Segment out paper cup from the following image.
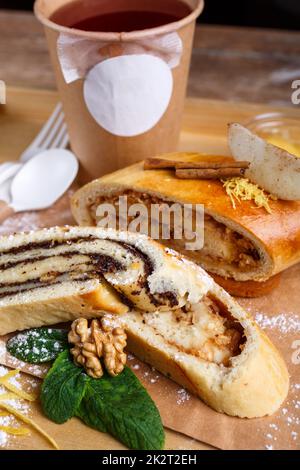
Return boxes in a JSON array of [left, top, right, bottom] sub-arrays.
[[35, 0, 204, 182]]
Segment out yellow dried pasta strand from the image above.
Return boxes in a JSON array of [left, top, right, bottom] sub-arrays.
[[0, 392, 19, 401], [0, 370, 19, 381], [0, 370, 37, 402], [0, 425, 31, 436], [0, 402, 59, 450], [0, 380, 37, 402]]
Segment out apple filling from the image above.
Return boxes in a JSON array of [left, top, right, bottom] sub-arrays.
[[138, 295, 244, 366], [89, 190, 262, 278]]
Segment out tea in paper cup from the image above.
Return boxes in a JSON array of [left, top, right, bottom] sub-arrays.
[[35, 0, 204, 182]]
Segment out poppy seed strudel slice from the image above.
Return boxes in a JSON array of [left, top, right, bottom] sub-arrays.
[[0, 226, 207, 335]]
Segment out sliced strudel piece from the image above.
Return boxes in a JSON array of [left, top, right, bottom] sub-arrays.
[[0, 227, 289, 417]]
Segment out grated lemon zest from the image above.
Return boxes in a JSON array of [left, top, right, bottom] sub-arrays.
[[222, 177, 276, 214], [0, 425, 30, 436], [0, 402, 59, 450], [0, 375, 37, 402]]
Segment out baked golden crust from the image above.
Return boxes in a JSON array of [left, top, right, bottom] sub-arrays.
[[209, 272, 282, 298], [71, 153, 300, 283], [125, 323, 289, 418], [0, 291, 106, 335], [121, 277, 289, 418]]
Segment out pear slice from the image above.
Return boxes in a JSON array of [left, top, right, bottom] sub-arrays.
[[228, 123, 300, 200]]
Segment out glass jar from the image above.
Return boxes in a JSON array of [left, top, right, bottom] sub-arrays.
[[245, 112, 300, 157]]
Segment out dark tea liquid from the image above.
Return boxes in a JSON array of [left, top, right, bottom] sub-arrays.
[[72, 10, 189, 32], [51, 0, 192, 32]]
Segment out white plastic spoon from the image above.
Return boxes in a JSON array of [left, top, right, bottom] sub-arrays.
[[0, 177, 12, 204], [0, 149, 78, 224], [0, 162, 22, 186], [0, 162, 23, 203]]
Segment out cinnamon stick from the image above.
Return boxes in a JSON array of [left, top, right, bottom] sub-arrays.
[[144, 157, 250, 171], [175, 160, 250, 170], [143, 158, 179, 170], [176, 168, 246, 180]]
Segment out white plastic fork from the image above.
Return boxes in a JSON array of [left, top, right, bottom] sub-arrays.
[[19, 103, 69, 163], [0, 103, 69, 202]]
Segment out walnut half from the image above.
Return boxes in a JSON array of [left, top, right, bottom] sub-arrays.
[[68, 317, 127, 378]]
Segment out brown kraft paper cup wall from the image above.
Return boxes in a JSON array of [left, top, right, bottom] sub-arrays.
[[34, 0, 204, 183]]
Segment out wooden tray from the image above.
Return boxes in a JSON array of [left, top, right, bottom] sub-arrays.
[[0, 87, 299, 451], [2, 86, 300, 167]]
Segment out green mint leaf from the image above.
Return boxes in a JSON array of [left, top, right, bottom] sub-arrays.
[[75, 393, 107, 433], [76, 367, 165, 450], [7, 327, 68, 364], [39, 348, 164, 449], [41, 350, 88, 424]]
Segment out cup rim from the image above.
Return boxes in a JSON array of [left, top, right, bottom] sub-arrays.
[[34, 0, 204, 41]]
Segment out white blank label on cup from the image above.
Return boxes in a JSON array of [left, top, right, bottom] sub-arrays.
[[83, 54, 173, 137]]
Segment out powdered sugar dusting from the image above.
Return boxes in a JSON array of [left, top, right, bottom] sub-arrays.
[[2, 353, 46, 379], [255, 313, 300, 334], [260, 381, 300, 450], [0, 213, 40, 236], [176, 388, 191, 405], [127, 356, 162, 385], [0, 365, 34, 448]]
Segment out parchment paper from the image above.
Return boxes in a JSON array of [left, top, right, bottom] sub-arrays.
[[0, 193, 299, 450]]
